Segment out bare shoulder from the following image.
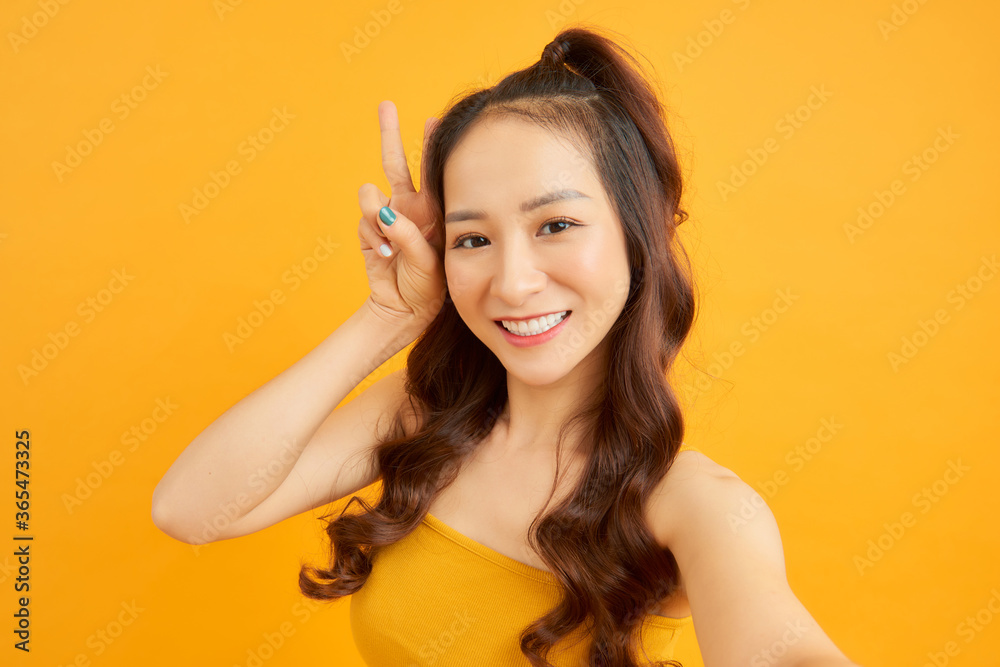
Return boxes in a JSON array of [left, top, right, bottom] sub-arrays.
[[668, 449, 737, 483], [659, 449, 741, 497], [647, 449, 745, 549], [647, 451, 850, 665]]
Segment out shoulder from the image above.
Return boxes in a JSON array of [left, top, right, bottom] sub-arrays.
[[648, 449, 783, 573], [647, 452, 854, 664], [648, 448, 741, 521]]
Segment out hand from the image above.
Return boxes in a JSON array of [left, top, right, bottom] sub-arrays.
[[377, 100, 443, 253], [356, 101, 446, 330]]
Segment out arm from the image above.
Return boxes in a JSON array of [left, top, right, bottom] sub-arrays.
[[150, 298, 423, 544], [151, 100, 446, 545], [657, 453, 863, 667]]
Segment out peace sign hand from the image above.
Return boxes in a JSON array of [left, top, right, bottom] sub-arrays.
[[357, 101, 446, 331]]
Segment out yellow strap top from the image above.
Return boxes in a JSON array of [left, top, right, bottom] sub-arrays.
[[349, 510, 693, 666]]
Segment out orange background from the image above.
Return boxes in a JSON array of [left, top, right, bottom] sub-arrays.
[[2, 1, 998, 665]]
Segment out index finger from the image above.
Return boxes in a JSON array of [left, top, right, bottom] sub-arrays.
[[378, 100, 416, 195]]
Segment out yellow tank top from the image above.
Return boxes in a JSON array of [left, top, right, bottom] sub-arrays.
[[349, 511, 693, 665]]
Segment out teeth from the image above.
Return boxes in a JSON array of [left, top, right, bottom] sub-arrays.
[[501, 311, 568, 336]]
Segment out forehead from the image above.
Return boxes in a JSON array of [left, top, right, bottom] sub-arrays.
[[443, 116, 598, 203]]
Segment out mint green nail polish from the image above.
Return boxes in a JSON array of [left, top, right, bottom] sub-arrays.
[[379, 207, 396, 225]]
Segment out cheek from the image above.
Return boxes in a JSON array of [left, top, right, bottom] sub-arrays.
[[567, 232, 629, 286], [569, 245, 605, 277], [573, 239, 630, 320], [444, 259, 478, 303]]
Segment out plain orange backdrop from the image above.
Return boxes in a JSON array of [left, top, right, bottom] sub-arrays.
[[2, 1, 998, 666]]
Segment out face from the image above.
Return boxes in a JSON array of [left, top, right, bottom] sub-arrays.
[[442, 115, 632, 387]]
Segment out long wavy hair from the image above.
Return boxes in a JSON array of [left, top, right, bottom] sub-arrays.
[[301, 23, 697, 667]]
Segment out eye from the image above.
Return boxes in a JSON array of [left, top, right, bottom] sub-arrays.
[[450, 217, 579, 250], [451, 233, 488, 250], [541, 218, 576, 235]]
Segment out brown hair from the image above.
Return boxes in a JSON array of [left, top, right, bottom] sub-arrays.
[[301, 23, 697, 667]]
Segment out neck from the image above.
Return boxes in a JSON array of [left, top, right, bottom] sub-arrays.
[[496, 356, 605, 459]]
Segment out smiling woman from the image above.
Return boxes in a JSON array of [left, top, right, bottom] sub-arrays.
[[152, 21, 859, 667], [312, 22, 708, 665], [442, 115, 632, 386]]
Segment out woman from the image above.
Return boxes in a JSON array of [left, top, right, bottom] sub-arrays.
[[152, 24, 861, 667]]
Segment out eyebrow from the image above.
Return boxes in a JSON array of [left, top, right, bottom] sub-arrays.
[[444, 189, 591, 224]]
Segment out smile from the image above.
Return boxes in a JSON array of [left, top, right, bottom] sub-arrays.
[[494, 311, 572, 348], [499, 310, 569, 335]]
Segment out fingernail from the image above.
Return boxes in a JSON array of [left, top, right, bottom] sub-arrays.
[[378, 207, 396, 226], [379, 243, 392, 257]]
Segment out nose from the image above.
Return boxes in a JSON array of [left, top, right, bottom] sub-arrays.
[[489, 239, 547, 306]]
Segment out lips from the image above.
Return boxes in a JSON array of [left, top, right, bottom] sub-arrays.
[[493, 310, 570, 323], [494, 311, 572, 347], [497, 310, 570, 335]]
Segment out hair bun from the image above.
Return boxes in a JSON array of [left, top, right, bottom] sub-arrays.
[[541, 38, 570, 67]]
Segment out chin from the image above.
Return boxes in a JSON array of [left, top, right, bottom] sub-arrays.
[[506, 368, 572, 388], [498, 349, 586, 384]]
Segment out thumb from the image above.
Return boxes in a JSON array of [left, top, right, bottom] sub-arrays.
[[377, 206, 439, 269]]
